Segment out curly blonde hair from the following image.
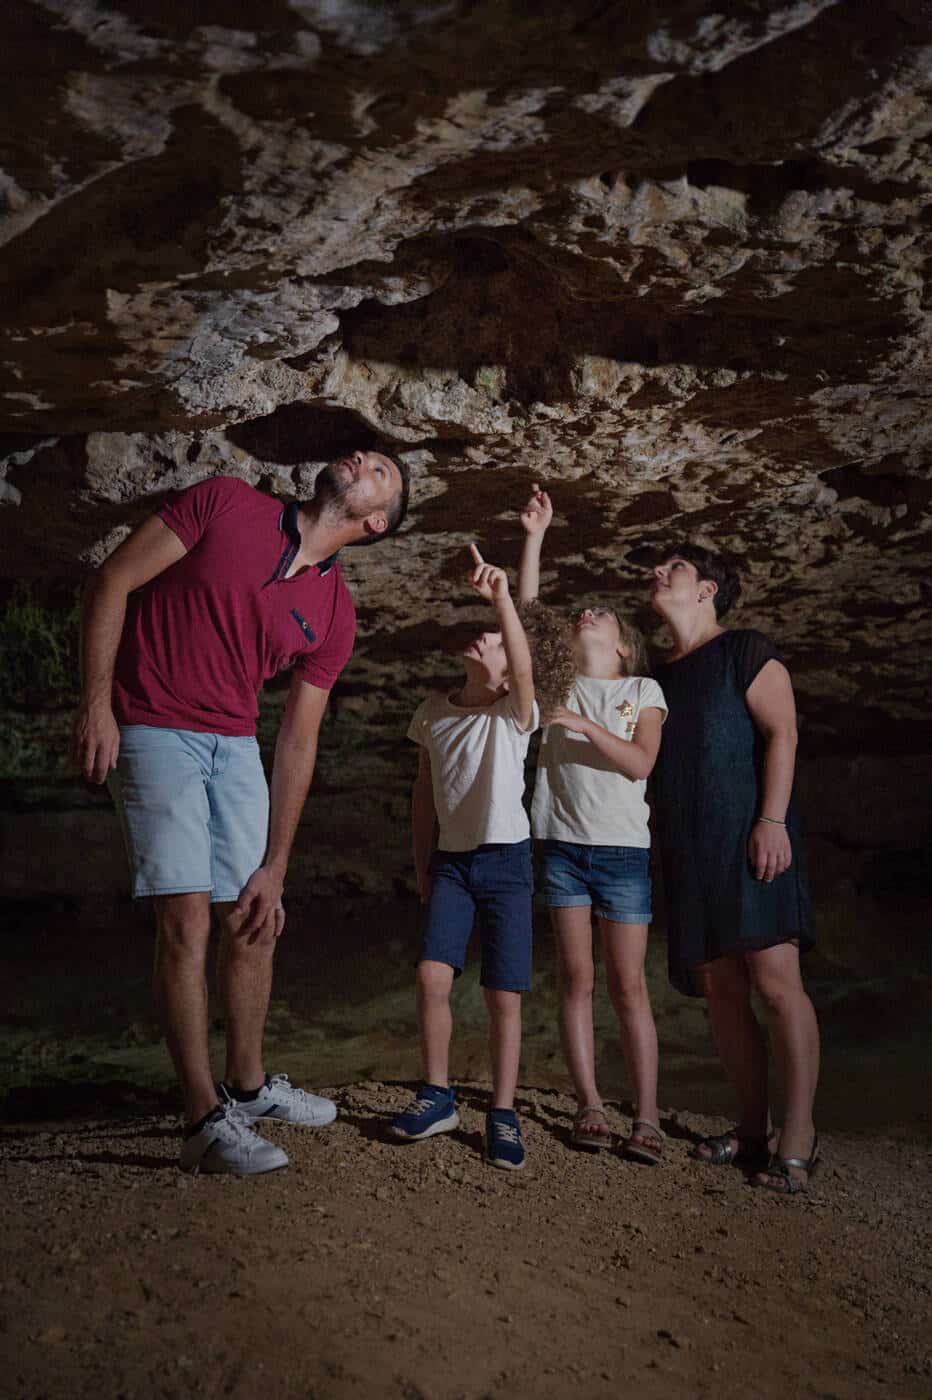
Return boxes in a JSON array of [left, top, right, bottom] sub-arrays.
[[517, 600, 577, 716]]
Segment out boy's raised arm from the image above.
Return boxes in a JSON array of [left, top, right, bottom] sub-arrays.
[[469, 544, 535, 731], [518, 483, 553, 605]]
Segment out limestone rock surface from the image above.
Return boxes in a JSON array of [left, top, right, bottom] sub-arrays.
[[1, 0, 930, 752]]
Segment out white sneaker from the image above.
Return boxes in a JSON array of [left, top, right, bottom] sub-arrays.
[[179, 1104, 288, 1176], [220, 1073, 338, 1127]]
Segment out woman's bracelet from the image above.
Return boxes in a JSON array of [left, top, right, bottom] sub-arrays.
[[757, 816, 786, 827]]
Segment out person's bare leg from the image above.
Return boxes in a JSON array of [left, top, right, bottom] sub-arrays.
[[153, 892, 215, 1124], [600, 918, 658, 1128], [696, 954, 772, 1159], [416, 959, 455, 1086], [554, 907, 611, 1141], [553, 905, 603, 1097], [747, 943, 819, 1185], [484, 988, 522, 1109], [216, 901, 277, 1093]]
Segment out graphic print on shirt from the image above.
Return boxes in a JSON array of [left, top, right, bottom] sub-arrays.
[[616, 697, 636, 739]]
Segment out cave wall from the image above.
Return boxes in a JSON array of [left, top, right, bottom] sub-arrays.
[[0, 1, 929, 967]]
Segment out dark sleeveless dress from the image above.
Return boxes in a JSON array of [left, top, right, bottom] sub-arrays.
[[652, 629, 815, 997]]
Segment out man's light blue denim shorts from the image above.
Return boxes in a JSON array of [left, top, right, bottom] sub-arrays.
[[109, 725, 269, 901]]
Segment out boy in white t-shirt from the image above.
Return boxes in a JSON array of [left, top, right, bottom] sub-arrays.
[[390, 545, 540, 1170], [519, 487, 668, 1164]]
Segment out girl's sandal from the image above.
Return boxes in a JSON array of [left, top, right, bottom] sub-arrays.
[[571, 1105, 612, 1151], [691, 1128, 771, 1172], [752, 1137, 820, 1196], [623, 1119, 665, 1166]]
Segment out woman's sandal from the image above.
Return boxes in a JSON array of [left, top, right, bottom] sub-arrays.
[[623, 1119, 665, 1166], [571, 1105, 612, 1150], [752, 1137, 820, 1196], [691, 1128, 772, 1173]]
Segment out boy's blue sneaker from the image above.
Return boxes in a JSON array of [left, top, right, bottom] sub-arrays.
[[486, 1107, 526, 1170], [390, 1084, 459, 1141]]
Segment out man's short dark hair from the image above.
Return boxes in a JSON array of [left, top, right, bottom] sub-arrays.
[[351, 450, 410, 548], [667, 541, 742, 618]]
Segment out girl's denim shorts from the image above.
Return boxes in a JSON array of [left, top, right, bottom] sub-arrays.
[[537, 840, 652, 924]]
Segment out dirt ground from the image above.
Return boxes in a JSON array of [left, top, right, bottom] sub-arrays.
[[1, 899, 930, 1397], [1, 1078, 929, 1400]]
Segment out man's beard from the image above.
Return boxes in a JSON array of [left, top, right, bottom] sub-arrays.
[[314, 462, 370, 523]]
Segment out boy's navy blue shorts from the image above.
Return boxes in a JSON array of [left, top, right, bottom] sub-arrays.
[[419, 839, 533, 992]]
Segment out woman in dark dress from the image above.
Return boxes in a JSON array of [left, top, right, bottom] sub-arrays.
[[650, 544, 819, 1194]]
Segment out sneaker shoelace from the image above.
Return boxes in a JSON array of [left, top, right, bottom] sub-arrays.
[[407, 1095, 440, 1117], [492, 1121, 520, 1145], [267, 1073, 299, 1097], [216, 1104, 261, 1149]]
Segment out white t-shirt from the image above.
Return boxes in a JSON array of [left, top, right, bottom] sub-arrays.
[[407, 692, 539, 851], [531, 675, 667, 848]]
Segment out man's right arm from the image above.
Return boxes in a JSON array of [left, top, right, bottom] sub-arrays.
[[72, 515, 187, 783]]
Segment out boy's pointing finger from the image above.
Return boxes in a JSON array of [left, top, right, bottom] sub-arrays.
[[469, 542, 484, 566]]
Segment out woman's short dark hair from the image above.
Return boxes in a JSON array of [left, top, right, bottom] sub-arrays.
[[351, 451, 410, 547], [667, 542, 742, 618]]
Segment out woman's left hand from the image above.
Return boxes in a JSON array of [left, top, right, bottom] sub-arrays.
[[748, 822, 792, 882]]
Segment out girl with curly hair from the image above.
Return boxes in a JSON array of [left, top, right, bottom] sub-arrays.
[[520, 486, 667, 1164]]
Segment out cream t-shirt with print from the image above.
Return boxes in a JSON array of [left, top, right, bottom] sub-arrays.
[[408, 692, 539, 852], [531, 675, 667, 847]]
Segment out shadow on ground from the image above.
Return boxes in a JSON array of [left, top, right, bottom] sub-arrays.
[[2, 895, 929, 1141]]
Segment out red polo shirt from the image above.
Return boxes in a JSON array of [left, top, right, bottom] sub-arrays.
[[112, 476, 356, 736]]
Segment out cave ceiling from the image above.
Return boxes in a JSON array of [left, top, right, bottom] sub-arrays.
[[1, 0, 930, 749]]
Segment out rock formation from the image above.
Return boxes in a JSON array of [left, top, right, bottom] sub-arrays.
[[0, 1, 929, 941]]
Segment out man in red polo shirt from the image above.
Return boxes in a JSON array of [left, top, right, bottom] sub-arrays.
[[72, 449, 409, 1175]]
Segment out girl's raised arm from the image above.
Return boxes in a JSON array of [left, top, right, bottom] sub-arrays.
[[518, 483, 553, 604]]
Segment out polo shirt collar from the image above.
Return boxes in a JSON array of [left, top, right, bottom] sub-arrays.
[[279, 501, 340, 577]]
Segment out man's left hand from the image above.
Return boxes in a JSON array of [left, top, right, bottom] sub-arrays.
[[234, 866, 286, 939]]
